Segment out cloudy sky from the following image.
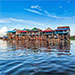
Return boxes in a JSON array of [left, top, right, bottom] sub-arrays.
[[0, 0, 75, 36]]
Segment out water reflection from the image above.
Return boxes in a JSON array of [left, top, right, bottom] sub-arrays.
[[5, 40, 70, 56], [0, 40, 75, 75]]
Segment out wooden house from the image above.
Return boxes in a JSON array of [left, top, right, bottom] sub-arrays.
[[7, 30, 16, 40], [6, 26, 70, 41], [54, 26, 70, 40], [29, 28, 42, 39], [15, 29, 21, 40], [42, 28, 54, 39], [19, 31, 28, 40]]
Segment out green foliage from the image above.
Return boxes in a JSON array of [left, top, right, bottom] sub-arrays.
[[70, 36, 75, 40]]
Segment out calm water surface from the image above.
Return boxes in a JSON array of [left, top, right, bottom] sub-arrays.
[[0, 40, 75, 75]]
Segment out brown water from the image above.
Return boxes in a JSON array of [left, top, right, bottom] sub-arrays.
[[0, 40, 75, 75]]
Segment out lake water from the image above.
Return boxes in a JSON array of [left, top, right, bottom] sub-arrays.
[[0, 40, 75, 75]]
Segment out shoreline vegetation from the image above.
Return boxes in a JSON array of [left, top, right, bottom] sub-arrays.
[[70, 36, 75, 40]]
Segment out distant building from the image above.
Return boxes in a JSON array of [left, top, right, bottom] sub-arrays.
[[42, 27, 54, 39], [54, 26, 70, 39], [6, 26, 70, 40], [7, 30, 16, 39]]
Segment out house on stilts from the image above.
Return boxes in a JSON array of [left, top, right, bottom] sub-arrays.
[[6, 26, 70, 41]]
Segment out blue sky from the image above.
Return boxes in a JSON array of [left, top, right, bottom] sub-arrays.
[[0, 0, 75, 36]]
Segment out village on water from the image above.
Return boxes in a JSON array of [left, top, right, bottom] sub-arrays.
[[2, 26, 70, 42]]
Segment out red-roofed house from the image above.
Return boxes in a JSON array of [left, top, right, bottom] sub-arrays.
[[42, 28, 54, 39]]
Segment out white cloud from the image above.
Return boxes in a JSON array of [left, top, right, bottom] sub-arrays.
[[44, 10, 73, 19], [31, 5, 42, 10], [31, 5, 40, 9], [25, 5, 61, 19], [9, 18, 75, 36], [0, 27, 8, 37], [0, 20, 5, 23], [0, 18, 46, 30], [25, 9, 42, 15], [0, 18, 46, 28], [25, 5, 73, 19], [9, 18, 25, 22], [0, 19, 11, 23], [0, 17, 74, 36], [9, 18, 45, 26], [44, 10, 60, 19]]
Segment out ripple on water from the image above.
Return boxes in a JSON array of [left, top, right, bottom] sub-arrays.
[[0, 54, 75, 75], [0, 40, 75, 75]]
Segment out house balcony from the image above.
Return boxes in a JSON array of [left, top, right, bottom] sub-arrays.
[[54, 31, 69, 34]]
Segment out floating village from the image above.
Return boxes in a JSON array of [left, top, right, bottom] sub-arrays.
[[3, 26, 70, 42]]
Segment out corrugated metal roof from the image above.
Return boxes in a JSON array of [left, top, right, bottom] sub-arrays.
[[32, 28, 38, 31], [58, 26, 70, 29], [20, 31, 28, 33], [7, 31, 16, 33], [55, 28, 70, 31], [43, 27, 53, 32], [43, 30, 53, 32], [37, 28, 42, 31]]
